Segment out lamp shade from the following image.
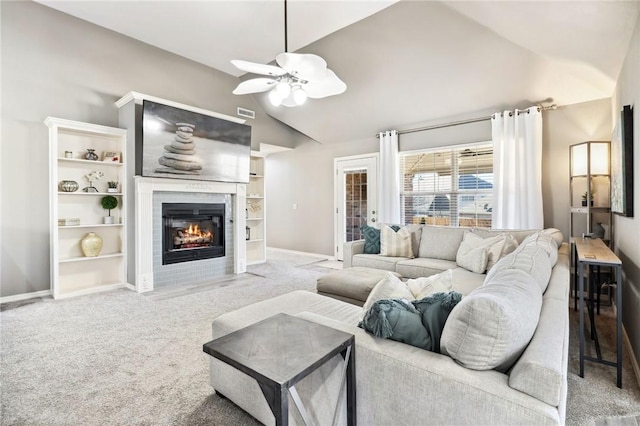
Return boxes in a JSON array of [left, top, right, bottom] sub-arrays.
[[570, 141, 609, 176], [590, 142, 609, 175]]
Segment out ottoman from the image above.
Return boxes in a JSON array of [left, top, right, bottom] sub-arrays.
[[316, 267, 401, 306]]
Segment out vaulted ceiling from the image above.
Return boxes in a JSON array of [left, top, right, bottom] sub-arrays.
[[37, 0, 640, 144]]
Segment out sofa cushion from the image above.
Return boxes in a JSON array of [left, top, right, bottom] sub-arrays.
[[541, 228, 564, 247], [418, 226, 466, 261], [441, 269, 542, 372], [406, 269, 453, 299], [455, 232, 491, 274], [471, 228, 537, 244], [487, 244, 553, 293], [353, 254, 406, 272], [449, 267, 487, 296], [395, 258, 458, 279], [362, 272, 414, 314], [519, 232, 559, 267], [380, 225, 414, 258], [509, 298, 567, 406], [317, 267, 402, 304]]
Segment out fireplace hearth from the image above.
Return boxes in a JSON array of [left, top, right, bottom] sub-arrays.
[[162, 203, 225, 265]]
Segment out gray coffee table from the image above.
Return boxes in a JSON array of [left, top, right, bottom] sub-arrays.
[[203, 313, 356, 426]]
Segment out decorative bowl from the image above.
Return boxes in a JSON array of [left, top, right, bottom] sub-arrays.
[[59, 180, 79, 192]]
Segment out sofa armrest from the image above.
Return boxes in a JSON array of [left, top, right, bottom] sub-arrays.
[[295, 312, 562, 426], [343, 240, 365, 268]]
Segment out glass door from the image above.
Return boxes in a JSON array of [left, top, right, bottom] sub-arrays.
[[334, 155, 378, 260]]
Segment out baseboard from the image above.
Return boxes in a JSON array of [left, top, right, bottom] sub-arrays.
[[622, 325, 640, 389], [267, 246, 335, 261], [0, 289, 52, 304]]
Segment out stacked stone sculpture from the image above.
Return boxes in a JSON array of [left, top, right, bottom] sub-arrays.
[[155, 123, 203, 175]]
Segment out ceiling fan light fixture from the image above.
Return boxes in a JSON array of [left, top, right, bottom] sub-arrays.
[[292, 86, 307, 105], [275, 80, 291, 98], [230, 0, 345, 106], [268, 89, 284, 107]]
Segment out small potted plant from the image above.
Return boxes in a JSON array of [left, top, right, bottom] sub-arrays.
[[581, 191, 594, 206], [107, 181, 118, 193], [101, 195, 119, 224]]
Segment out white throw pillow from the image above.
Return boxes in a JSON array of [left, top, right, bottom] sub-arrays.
[[380, 225, 414, 258], [406, 269, 453, 300], [455, 232, 498, 273], [361, 272, 414, 315]]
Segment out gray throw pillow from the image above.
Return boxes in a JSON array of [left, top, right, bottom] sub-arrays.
[[441, 269, 542, 372]]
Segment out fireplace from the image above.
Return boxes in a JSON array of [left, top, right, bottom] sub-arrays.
[[162, 202, 225, 265]]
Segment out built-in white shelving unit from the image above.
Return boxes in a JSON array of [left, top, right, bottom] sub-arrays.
[[246, 152, 266, 264], [46, 117, 128, 299]]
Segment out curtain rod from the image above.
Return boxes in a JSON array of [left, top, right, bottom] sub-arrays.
[[375, 104, 557, 138]]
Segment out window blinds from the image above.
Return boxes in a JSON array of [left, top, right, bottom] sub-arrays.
[[399, 143, 493, 228]]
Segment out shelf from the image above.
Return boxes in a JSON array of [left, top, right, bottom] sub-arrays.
[[246, 238, 265, 243], [59, 252, 124, 263], [571, 206, 611, 213], [59, 223, 123, 229], [246, 196, 264, 199], [249, 174, 264, 178], [48, 117, 128, 299], [58, 192, 123, 196], [246, 218, 264, 222], [58, 157, 123, 167]]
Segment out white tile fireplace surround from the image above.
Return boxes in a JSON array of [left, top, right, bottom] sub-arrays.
[[134, 177, 246, 293]]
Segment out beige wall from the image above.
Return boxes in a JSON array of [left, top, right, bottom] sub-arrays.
[[0, 1, 305, 298], [267, 100, 611, 256], [612, 11, 640, 380], [542, 99, 612, 243]]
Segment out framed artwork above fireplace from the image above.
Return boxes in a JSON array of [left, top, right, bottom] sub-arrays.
[[611, 105, 634, 217], [140, 100, 251, 183]]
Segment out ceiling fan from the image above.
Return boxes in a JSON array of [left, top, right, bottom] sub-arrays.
[[231, 0, 347, 107]]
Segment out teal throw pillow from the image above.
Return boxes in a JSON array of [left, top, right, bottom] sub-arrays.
[[361, 225, 381, 254]]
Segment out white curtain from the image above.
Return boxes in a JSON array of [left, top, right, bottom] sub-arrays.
[[378, 130, 401, 224], [492, 107, 543, 229]]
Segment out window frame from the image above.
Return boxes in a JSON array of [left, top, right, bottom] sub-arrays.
[[399, 141, 493, 228]]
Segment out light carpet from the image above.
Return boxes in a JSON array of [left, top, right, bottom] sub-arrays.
[[1, 257, 639, 425]]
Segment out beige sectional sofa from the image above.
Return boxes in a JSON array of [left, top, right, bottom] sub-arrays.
[[209, 227, 570, 425], [344, 224, 560, 279]]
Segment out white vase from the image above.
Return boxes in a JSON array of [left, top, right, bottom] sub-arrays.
[[103, 216, 115, 224], [81, 232, 103, 257]]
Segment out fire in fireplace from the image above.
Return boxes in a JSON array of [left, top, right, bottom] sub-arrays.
[[162, 203, 225, 265]]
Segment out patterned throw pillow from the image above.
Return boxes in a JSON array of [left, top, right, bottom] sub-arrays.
[[360, 224, 381, 254], [360, 224, 399, 254], [380, 225, 414, 258]]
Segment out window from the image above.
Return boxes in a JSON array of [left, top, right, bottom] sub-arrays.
[[399, 143, 493, 228]]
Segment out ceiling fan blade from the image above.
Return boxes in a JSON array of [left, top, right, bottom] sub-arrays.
[[302, 69, 347, 99], [231, 60, 286, 77], [232, 78, 277, 95], [275, 53, 327, 81]]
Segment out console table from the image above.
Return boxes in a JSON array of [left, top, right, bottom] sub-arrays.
[[203, 313, 356, 426], [574, 237, 622, 388]]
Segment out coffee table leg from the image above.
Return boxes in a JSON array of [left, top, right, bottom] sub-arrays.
[[347, 343, 356, 426], [259, 382, 289, 426]]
